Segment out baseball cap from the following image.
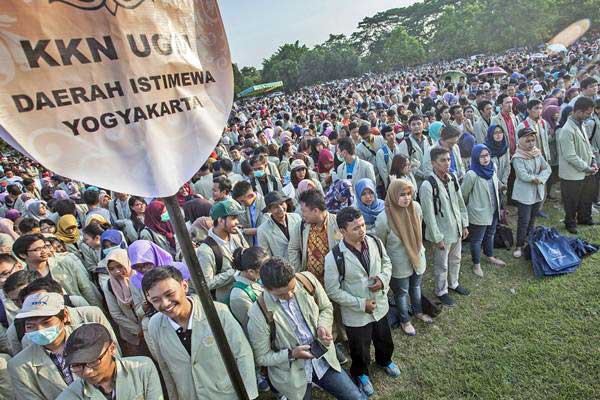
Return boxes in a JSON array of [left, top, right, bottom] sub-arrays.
[[533, 84, 544, 93], [64, 323, 112, 366], [262, 191, 290, 213], [518, 127, 536, 138], [210, 199, 244, 220], [16, 292, 65, 320]]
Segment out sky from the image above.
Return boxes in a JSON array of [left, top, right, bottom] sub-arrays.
[[219, 0, 419, 68]]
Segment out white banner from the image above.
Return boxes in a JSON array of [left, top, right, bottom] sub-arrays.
[[0, 0, 233, 197]]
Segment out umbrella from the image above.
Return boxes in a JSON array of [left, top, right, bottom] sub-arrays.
[[547, 43, 568, 54], [479, 66, 507, 76], [530, 53, 547, 60], [441, 69, 466, 83]]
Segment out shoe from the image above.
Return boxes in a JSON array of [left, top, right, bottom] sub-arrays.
[[357, 375, 374, 397], [257, 374, 270, 392], [383, 362, 401, 378], [400, 322, 416, 336], [488, 256, 506, 267], [537, 210, 548, 218], [513, 248, 522, 258], [335, 342, 348, 365], [578, 220, 597, 226], [438, 293, 455, 306], [450, 285, 470, 296], [472, 263, 484, 277], [415, 313, 433, 324], [566, 226, 578, 234]]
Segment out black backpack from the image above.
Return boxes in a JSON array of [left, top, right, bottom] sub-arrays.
[[403, 133, 433, 157], [494, 225, 514, 249], [331, 233, 383, 283]]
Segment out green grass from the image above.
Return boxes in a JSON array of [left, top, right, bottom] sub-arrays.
[[263, 193, 600, 399]]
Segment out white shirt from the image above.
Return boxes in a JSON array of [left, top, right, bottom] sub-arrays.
[[167, 297, 195, 331]]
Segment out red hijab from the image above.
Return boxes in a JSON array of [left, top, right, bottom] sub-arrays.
[[317, 148, 334, 173], [144, 200, 176, 250]]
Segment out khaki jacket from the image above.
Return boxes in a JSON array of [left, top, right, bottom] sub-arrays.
[[246, 272, 340, 400], [146, 296, 258, 400], [195, 229, 248, 303], [192, 174, 213, 200], [356, 135, 386, 166], [558, 117, 596, 180], [422, 142, 466, 181], [492, 152, 511, 186], [57, 356, 163, 400], [323, 236, 392, 327], [65, 241, 98, 273], [139, 229, 177, 258], [0, 353, 14, 400], [257, 213, 301, 259], [375, 143, 401, 187], [8, 307, 120, 400], [229, 275, 263, 331], [335, 158, 376, 189], [398, 134, 434, 183], [461, 170, 501, 226], [374, 205, 427, 279], [101, 279, 146, 346], [288, 212, 342, 273], [511, 156, 551, 205], [518, 117, 551, 163], [474, 117, 491, 144], [420, 172, 469, 245]]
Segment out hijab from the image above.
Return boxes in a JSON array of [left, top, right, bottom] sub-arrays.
[[469, 144, 495, 180], [484, 125, 508, 158], [355, 178, 384, 225], [100, 229, 127, 259], [55, 214, 79, 244], [105, 249, 135, 305], [542, 105, 561, 132], [25, 200, 47, 221], [0, 218, 19, 240], [325, 179, 354, 214], [183, 198, 212, 224], [128, 240, 191, 289], [52, 190, 69, 201], [85, 213, 109, 228], [297, 179, 316, 197], [428, 121, 444, 142], [513, 134, 542, 160], [144, 200, 176, 250], [385, 179, 422, 269], [317, 148, 334, 173], [176, 183, 193, 206]]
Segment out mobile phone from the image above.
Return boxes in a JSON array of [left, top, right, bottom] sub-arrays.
[[309, 341, 328, 359]]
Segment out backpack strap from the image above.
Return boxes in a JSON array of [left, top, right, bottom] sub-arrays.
[[382, 145, 390, 164], [294, 272, 315, 298], [366, 233, 383, 259], [232, 281, 257, 303], [590, 120, 598, 141], [256, 294, 278, 352], [332, 244, 346, 283], [361, 141, 377, 157], [427, 175, 443, 217], [202, 236, 223, 275]]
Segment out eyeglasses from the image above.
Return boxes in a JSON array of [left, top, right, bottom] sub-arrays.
[[0, 264, 18, 279], [69, 345, 111, 373], [27, 246, 48, 254]]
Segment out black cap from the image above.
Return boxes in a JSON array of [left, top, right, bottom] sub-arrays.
[[64, 323, 112, 366], [518, 127, 536, 138], [262, 191, 290, 213]]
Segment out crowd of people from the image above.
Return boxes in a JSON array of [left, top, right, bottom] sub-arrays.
[[0, 34, 598, 400]]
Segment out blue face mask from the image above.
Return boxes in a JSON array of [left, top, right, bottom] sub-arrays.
[[160, 213, 170, 222], [102, 246, 115, 257], [254, 170, 265, 178], [25, 325, 61, 346]]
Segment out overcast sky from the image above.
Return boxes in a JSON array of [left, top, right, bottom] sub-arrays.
[[219, 0, 419, 68]]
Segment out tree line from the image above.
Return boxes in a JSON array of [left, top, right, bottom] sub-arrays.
[[234, 0, 599, 94]]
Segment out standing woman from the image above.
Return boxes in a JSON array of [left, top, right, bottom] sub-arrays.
[[355, 178, 385, 233], [511, 127, 551, 258], [542, 104, 562, 198], [125, 196, 147, 242], [388, 154, 418, 198], [228, 246, 268, 331], [375, 179, 431, 336], [140, 200, 177, 257], [102, 248, 148, 356], [461, 144, 505, 278], [484, 125, 511, 188], [317, 148, 335, 192]]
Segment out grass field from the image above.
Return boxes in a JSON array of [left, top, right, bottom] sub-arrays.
[[260, 193, 600, 400]]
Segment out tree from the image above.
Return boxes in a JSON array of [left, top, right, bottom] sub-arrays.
[[364, 27, 425, 72], [261, 41, 309, 91]]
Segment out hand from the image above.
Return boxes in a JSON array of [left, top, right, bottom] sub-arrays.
[[436, 241, 446, 250], [531, 178, 541, 184], [462, 227, 469, 240], [292, 345, 314, 360], [365, 299, 377, 314], [591, 165, 599, 174], [367, 277, 383, 292], [316, 326, 333, 346]]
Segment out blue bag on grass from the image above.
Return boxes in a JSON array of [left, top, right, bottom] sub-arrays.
[[528, 227, 581, 278]]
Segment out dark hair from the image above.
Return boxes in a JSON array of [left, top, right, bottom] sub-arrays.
[[82, 221, 109, 238], [219, 158, 233, 173], [22, 178, 34, 187], [18, 277, 64, 304], [18, 218, 40, 235], [336, 206, 363, 230], [337, 137, 355, 155], [232, 246, 269, 272], [580, 77, 598, 90], [389, 154, 410, 178], [0, 253, 17, 265], [232, 180, 252, 200], [240, 160, 253, 177], [213, 176, 232, 195], [7, 184, 21, 196], [259, 257, 295, 290], [4, 270, 40, 294], [250, 154, 268, 167], [441, 125, 461, 140], [82, 189, 100, 206], [574, 96, 595, 112], [430, 147, 450, 162], [497, 93, 511, 106], [477, 100, 492, 112], [128, 196, 146, 233], [39, 219, 56, 228], [298, 188, 326, 212], [449, 105, 462, 117], [53, 199, 77, 217], [408, 114, 422, 125], [141, 266, 183, 295], [13, 233, 46, 260], [527, 99, 542, 110]]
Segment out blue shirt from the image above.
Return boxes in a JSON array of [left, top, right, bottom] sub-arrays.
[[345, 158, 356, 179]]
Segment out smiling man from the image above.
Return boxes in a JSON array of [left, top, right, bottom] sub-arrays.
[[142, 266, 258, 400]]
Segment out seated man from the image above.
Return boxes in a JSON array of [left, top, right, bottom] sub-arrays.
[[57, 323, 163, 399]]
